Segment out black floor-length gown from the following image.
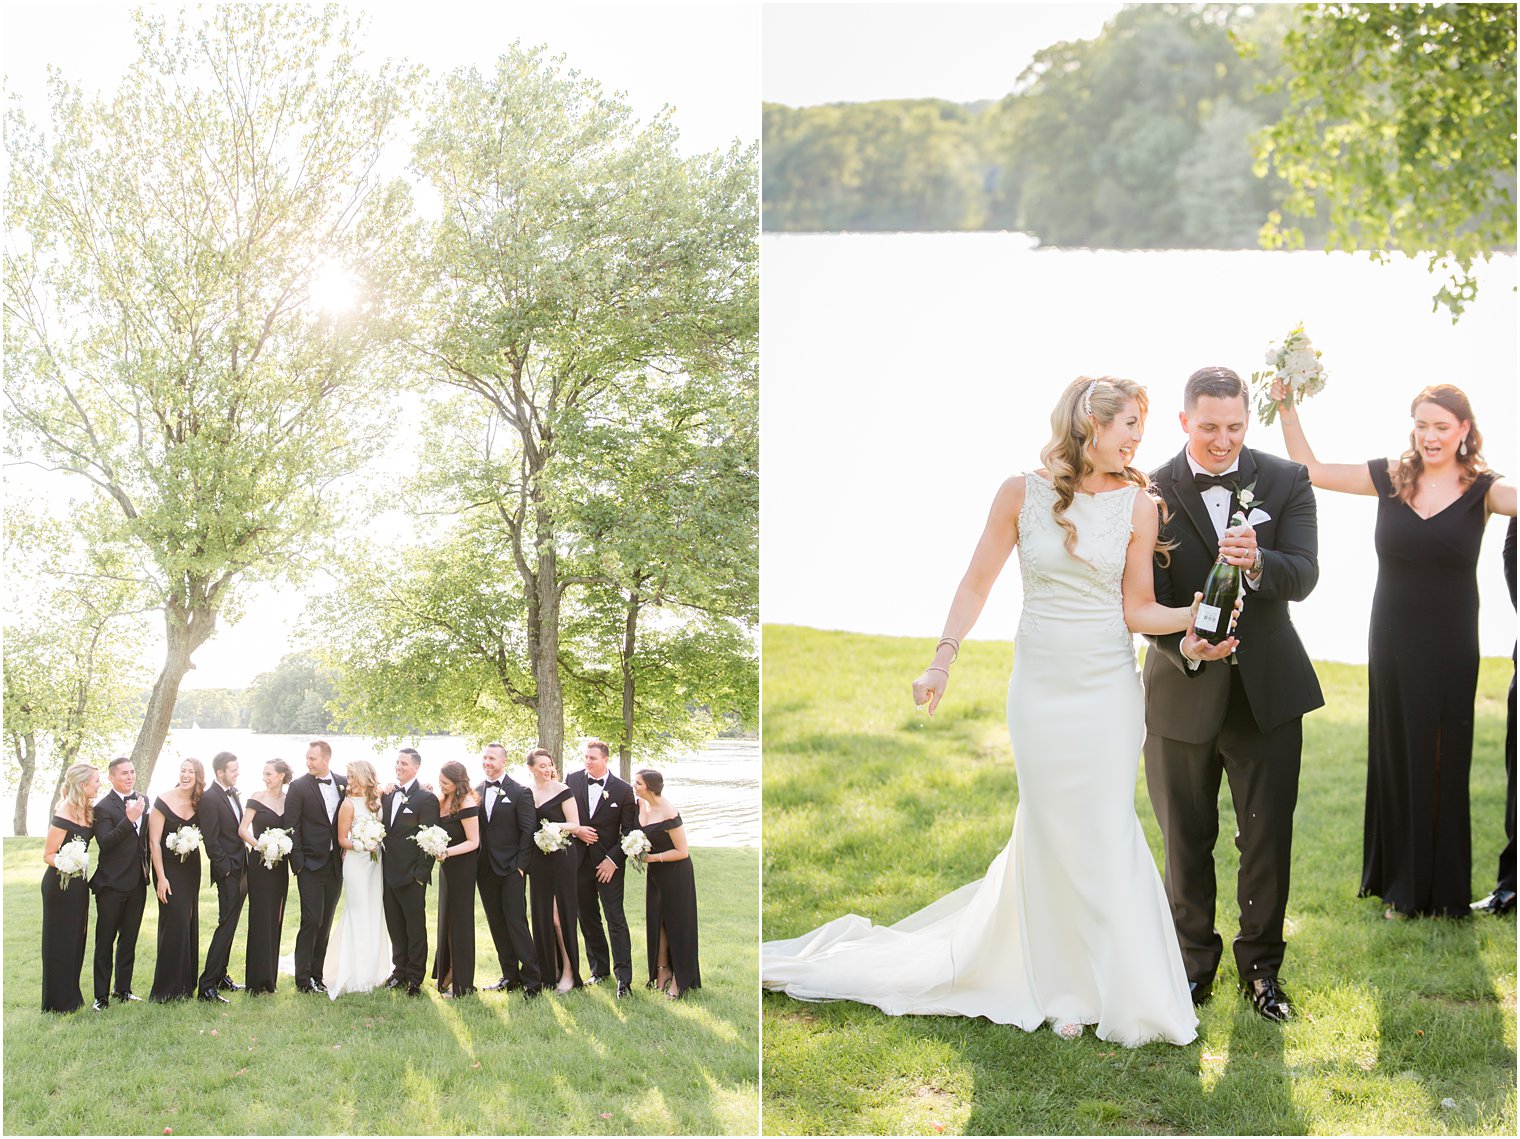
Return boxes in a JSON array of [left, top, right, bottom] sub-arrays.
[[41, 816, 94, 1013], [643, 816, 701, 995], [149, 798, 202, 1001], [244, 800, 290, 993], [431, 805, 479, 996], [528, 789, 583, 988], [1360, 461, 1498, 917]]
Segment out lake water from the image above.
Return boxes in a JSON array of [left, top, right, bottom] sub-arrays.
[[6, 732, 759, 846], [761, 234, 1517, 662]]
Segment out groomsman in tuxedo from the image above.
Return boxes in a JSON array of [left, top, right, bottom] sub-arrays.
[[381, 747, 439, 995], [287, 740, 346, 994], [476, 743, 542, 1000], [1144, 365, 1324, 1022], [568, 740, 638, 998], [89, 756, 151, 1010], [1473, 516, 1517, 916], [196, 751, 249, 1002]]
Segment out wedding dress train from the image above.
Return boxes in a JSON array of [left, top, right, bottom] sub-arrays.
[[762, 474, 1198, 1047]]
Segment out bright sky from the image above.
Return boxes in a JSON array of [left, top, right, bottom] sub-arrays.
[[764, 2, 1124, 106], [2, 0, 760, 689]]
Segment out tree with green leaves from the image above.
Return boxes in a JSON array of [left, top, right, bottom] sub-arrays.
[[380, 45, 758, 761], [1254, 2, 1516, 317], [3, 498, 150, 834], [4, 5, 416, 784], [246, 651, 336, 734]]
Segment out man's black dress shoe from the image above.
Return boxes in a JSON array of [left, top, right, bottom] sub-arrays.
[[406, 982, 423, 997], [198, 989, 231, 1004], [522, 985, 542, 1003], [383, 976, 405, 990], [112, 991, 143, 1002], [483, 976, 520, 992], [586, 974, 606, 986], [1471, 888, 1517, 916], [616, 981, 632, 999], [1189, 981, 1212, 1007], [219, 976, 243, 992], [91, 997, 109, 1011], [1241, 976, 1292, 1022]]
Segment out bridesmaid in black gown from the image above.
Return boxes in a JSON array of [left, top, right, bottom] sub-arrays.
[[526, 749, 584, 992], [431, 762, 481, 997], [41, 764, 101, 1013], [237, 759, 293, 994], [149, 759, 206, 1001], [1274, 382, 1516, 917], [633, 770, 701, 998]]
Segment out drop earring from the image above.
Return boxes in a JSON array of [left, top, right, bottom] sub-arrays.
[[1460, 437, 1468, 456]]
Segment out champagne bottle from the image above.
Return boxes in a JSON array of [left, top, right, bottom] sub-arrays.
[[1194, 510, 1245, 645]]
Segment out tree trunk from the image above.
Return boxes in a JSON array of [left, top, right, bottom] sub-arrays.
[[130, 601, 217, 786], [618, 591, 641, 784], [12, 731, 38, 836], [532, 508, 565, 760]]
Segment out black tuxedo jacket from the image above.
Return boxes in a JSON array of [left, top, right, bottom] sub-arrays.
[[287, 772, 347, 874], [90, 790, 151, 893], [380, 782, 440, 889], [1144, 446, 1325, 740], [197, 782, 249, 880], [567, 769, 637, 869], [476, 776, 535, 876]]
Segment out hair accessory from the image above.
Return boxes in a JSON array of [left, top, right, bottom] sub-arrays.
[[1082, 379, 1099, 418]]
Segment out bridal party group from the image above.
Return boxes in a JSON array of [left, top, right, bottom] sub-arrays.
[[39, 738, 703, 1014]]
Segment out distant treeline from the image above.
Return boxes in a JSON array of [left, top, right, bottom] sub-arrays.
[[764, 4, 1324, 247]]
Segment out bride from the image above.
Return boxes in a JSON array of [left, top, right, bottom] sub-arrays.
[[323, 760, 391, 998], [762, 376, 1233, 1047]]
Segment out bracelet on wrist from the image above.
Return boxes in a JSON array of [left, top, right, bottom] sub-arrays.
[[924, 665, 949, 676], [935, 637, 961, 662]]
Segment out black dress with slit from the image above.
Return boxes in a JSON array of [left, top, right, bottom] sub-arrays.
[[244, 800, 290, 993], [528, 788, 582, 988], [41, 816, 94, 1013], [644, 815, 701, 995], [149, 798, 202, 1001], [431, 805, 479, 996], [1360, 461, 1497, 917]]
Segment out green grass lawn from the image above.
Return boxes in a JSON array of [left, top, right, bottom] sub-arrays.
[[4, 843, 757, 1135], [762, 625, 1517, 1136]]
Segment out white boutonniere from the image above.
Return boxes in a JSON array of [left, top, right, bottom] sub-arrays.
[[1236, 480, 1259, 512]]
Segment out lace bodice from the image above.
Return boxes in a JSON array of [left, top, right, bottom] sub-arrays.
[[1016, 473, 1137, 640]]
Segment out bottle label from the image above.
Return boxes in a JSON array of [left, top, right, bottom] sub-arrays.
[[1195, 603, 1222, 634]]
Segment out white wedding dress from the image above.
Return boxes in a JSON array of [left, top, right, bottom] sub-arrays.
[[762, 473, 1198, 1046], [322, 800, 391, 999]]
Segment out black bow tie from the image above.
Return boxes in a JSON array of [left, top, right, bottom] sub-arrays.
[[316, 777, 333, 786], [484, 780, 502, 790], [587, 777, 605, 787], [1193, 472, 1240, 493]]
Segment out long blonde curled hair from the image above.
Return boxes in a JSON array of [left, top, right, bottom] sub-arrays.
[[344, 760, 381, 815], [1039, 376, 1171, 562], [54, 763, 98, 827]]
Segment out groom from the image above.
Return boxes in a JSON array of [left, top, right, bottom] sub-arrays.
[[1144, 365, 1324, 1022], [287, 740, 347, 994], [381, 747, 439, 995]]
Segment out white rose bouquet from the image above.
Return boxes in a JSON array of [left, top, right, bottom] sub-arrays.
[[413, 825, 451, 860], [534, 820, 573, 854], [166, 825, 203, 863], [53, 837, 90, 889], [253, 827, 293, 870], [621, 829, 652, 871], [349, 815, 386, 862], [1252, 324, 1327, 426]]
